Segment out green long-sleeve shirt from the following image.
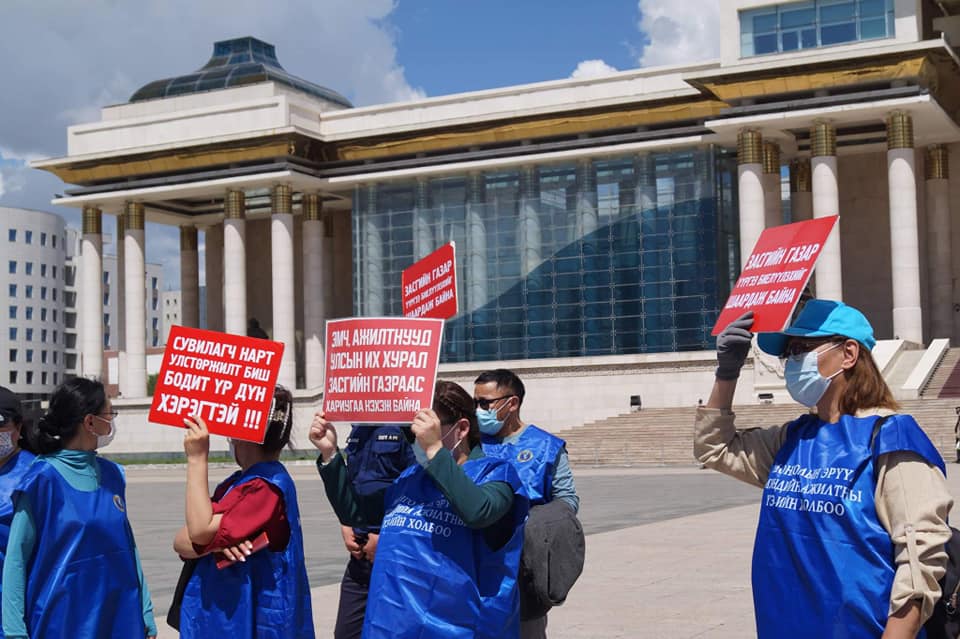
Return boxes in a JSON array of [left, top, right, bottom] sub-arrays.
[[1, 450, 157, 638], [319, 445, 515, 547]]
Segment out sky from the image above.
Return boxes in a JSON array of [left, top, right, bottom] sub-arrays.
[[0, 0, 720, 288]]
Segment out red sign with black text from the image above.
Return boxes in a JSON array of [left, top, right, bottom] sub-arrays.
[[148, 325, 284, 443], [323, 317, 444, 423], [712, 216, 839, 335], [402, 242, 458, 319]]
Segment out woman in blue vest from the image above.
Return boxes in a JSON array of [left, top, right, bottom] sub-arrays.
[[311, 380, 529, 639], [1, 378, 157, 638], [697, 299, 952, 638], [0, 387, 35, 638], [172, 386, 314, 639]]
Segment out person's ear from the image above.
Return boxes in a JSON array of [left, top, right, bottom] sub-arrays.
[[457, 417, 470, 438], [841, 339, 859, 370]]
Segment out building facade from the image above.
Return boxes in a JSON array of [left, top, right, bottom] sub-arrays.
[[24, 2, 960, 449]]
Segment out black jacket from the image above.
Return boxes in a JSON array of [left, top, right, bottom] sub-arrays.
[[519, 499, 585, 620]]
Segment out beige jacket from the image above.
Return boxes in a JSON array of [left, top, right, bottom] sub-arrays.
[[694, 406, 953, 623]]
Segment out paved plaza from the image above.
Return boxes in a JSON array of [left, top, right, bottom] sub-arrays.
[[131, 463, 960, 638]]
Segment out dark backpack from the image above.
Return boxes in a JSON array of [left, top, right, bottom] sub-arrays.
[[870, 416, 960, 638]]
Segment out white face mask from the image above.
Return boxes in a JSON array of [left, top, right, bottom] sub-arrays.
[[0, 431, 17, 459], [414, 424, 464, 466], [92, 415, 116, 449]]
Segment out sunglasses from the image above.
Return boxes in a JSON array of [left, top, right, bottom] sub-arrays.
[[474, 394, 514, 410], [780, 339, 845, 360]]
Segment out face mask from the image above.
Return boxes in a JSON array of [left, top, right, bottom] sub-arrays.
[[477, 408, 505, 436], [414, 425, 464, 466], [784, 343, 843, 408], [0, 431, 16, 459], [93, 417, 116, 449]]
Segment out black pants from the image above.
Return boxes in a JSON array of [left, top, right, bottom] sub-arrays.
[[334, 556, 373, 639]]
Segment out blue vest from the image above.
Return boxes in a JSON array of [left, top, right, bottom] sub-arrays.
[[482, 425, 564, 505], [0, 450, 34, 639], [345, 425, 416, 534], [752, 413, 944, 638], [179, 461, 315, 639], [14, 456, 144, 638], [362, 454, 529, 639]]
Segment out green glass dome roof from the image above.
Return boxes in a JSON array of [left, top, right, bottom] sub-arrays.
[[129, 37, 352, 108]]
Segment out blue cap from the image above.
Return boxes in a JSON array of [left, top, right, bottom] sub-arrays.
[[757, 299, 876, 356]]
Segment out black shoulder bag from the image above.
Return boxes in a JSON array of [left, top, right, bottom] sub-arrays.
[[166, 557, 199, 631], [870, 416, 960, 639]]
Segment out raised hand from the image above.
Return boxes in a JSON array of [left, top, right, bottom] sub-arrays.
[[715, 312, 755, 380], [309, 411, 338, 462]]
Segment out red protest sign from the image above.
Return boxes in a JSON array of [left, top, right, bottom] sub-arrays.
[[323, 317, 444, 423], [402, 242, 458, 319], [712, 216, 839, 335], [148, 325, 284, 443]]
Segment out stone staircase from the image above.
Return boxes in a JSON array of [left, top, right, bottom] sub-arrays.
[[933, 349, 960, 398], [560, 398, 960, 467]]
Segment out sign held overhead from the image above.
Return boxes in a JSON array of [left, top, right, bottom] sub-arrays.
[[402, 242, 458, 320]]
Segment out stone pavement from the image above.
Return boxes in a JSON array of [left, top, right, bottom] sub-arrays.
[[156, 465, 960, 638]]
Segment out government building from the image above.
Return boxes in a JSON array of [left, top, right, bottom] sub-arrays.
[[31, 0, 960, 455]]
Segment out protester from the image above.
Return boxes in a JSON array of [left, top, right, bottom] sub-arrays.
[[312, 380, 529, 639], [247, 317, 269, 340], [696, 300, 952, 638], [1, 378, 156, 638], [333, 424, 416, 639], [0, 387, 35, 638], [172, 386, 314, 639], [474, 369, 581, 637]]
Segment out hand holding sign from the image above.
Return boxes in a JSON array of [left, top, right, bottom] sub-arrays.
[[309, 411, 338, 463], [183, 414, 211, 459]]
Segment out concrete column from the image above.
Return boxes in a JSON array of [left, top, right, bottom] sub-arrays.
[[811, 121, 843, 300], [180, 226, 199, 328], [204, 224, 224, 332], [762, 141, 783, 228], [115, 212, 126, 350], [465, 173, 488, 313], [80, 206, 104, 380], [737, 129, 765, 269], [789, 158, 813, 222], [519, 165, 542, 277], [413, 178, 433, 260], [223, 190, 247, 336], [302, 193, 325, 390], [575, 158, 598, 239], [122, 202, 147, 398], [926, 145, 952, 340], [363, 185, 385, 316], [270, 184, 296, 388], [887, 112, 923, 342], [322, 212, 335, 321]]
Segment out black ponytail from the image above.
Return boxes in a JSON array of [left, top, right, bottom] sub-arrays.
[[32, 378, 106, 455]]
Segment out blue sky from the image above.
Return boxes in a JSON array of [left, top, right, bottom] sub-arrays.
[[0, 0, 720, 287]]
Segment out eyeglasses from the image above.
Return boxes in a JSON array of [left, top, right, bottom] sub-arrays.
[[780, 339, 844, 361], [98, 410, 119, 419], [474, 394, 514, 410]]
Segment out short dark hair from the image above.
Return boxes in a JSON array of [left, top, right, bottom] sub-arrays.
[[261, 386, 294, 453], [474, 369, 525, 406], [33, 378, 106, 455], [433, 380, 480, 449]]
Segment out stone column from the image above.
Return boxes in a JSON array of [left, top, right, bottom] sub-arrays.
[[123, 202, 147, 398], [887, 112, 923, 343], [204, 224, 224, 332], [363, 185, 385, 316], [80, 206, 104, 380], [270, 184, 296, 388], [811, 121, 843, 300], [926, 145, 952, 340], [223, 190, 247, 336], [115, 212, 126, 389], [519, 165, 542, 277], [737, 129, 765, 269], [180, 226, 199, 328], [465, 173, 488, 313], [575, 158, 598, 239], [322, 212, 335, 320], [413, 177, 433, 260], [763, 141, 782, 228], [789, 158, 813, 222], [302, 194, 325, 390]]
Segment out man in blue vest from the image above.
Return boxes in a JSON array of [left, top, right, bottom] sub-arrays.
[[474, 369, 579, 639]]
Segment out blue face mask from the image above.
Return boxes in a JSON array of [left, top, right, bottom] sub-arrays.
[[476, 408, 505, 436], [784, 343, 843, 408]]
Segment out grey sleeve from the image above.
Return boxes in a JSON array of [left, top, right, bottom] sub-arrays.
[[551, 449, 580, 514]]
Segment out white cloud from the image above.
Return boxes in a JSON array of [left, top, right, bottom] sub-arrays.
[[636, 0, 720, 67], [570, 59, 619, 79], [0, 0, 423, 160]]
